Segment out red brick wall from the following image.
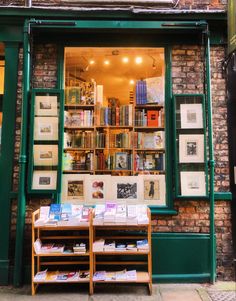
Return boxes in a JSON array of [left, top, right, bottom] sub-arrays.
[[0, 0, 227, 9]]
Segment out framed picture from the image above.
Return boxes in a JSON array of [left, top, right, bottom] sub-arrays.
[[142, 175, 166, 206], [35, 95, 58, 116], [32, 170, 57, 190], [111, 176, 143, 203], [180, 103, 203, 129], [33, 145, 58, 166], [180, 171, 206, 196], [115, 152, 128, 170], [179, 134, 204, 163], [62, 174, 85, 203], [34, 117, 58, 141], [85, 175, 110, 204]]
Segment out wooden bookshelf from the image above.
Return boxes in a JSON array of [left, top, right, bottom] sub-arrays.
[[92, 208, 152, 294], [31, 209, 94, 295]]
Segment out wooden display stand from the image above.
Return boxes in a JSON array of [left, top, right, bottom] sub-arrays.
[[31, 209, 94, 295], [92, 208, 152, 294], [31, 208, 152, 295]]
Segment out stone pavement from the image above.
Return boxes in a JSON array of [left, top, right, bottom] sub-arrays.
[[0, 282, 235, 301]]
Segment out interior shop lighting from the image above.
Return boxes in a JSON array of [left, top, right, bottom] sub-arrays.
[[135, 57, 143, 64], [129, 79, 135, 85], [122, 57, 129, 63], [104, 60, 110, 65]]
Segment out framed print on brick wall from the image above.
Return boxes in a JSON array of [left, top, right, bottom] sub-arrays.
[[180, 171, 206, 196], [179, 134, 204, 163], [180, 103, 203, 129]]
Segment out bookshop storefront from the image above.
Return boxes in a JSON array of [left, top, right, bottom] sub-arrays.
[[0, 10, 233, 288]]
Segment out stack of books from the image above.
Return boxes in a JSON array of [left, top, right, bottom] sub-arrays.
[[73, 243, 86, 254], [35, 204, 90, 226], [137, 239, 149, 251], [104, 241, 116, 252], [93, 239, 105, 252], [93, 270, 137, 281], [104, 202, 117, 224]]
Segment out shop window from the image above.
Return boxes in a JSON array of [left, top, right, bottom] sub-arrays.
[[62, 47, 166, 207], [0, 43, 5, 154]]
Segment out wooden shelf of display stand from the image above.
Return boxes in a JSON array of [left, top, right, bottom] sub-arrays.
[[92, 208, 152, 294], [94, 170, 132, 172], [32, 209, 93, 295]]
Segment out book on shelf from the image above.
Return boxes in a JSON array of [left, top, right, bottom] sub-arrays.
[[115, 242, 127, 251], [56, 271, 78, 282], [49, 204, 62, 221], [105, 271, 116, 281], [49, 244, 65, 254], [45, 271, 59, 282], [126, 270, 137, 281], [79, 270, 90, 280], [137, 239, 149, 251], [34, 206, 50, 225], [136, 80, 147, 105], [104, 241, 116, 252], [65, 87, 81, 105], [104, 202, 117, 223], [115, 270, 127, 281], [93, 239, 105, 252], [33, 238, 42, 254], [115, 202, 127, 224], [137, 205, 149, 225], [134, 152, 165, 171], [34, 269, 47, 281], [146, 76, 165, 105], [61, 203, 72, 221], [73, 243, 86, 254], [98, 104, 133, 126], [93, 271, 106, 281], [134, 131, 165, 149], [126, 242, 137, 252], [127, 205, 138, 225], [147, 110, 159, 127], [93, 204, 105, 225]]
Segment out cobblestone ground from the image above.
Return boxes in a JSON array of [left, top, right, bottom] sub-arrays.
[[208, 291, 236, 301]]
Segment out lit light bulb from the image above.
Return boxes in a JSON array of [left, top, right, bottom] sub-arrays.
[[135, 57, 143, 64], [89, 60, 95, 65], [104, 60, 110, 65], [122, 57, 129, 63], [129, 79, 135, 85]]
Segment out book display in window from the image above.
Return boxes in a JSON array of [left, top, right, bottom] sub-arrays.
[[174, 94, 207, 197], [29, 89, 63, 193], [63, 47, 166, 207]]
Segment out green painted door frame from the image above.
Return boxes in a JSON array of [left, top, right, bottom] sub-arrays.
[[0, 42, 19, 285]]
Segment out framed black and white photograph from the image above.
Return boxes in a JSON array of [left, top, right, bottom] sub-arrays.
[[111, 176, 143, 203], [62, 174, 85, 203], [33, 145, 58, 166], [142, 175, 166, 206], [115, 152, 128, 170], [34, 117, 58, 141], [85, 175, 110, 204], [35, 95, 58, 116], [32, 170, 57, 190], [180, 103, 203, 129], [180, 171, 206, 196], [179, 134, 204, 163]]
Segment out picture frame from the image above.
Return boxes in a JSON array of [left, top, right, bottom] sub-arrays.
[[142, 175, 166, 206], [35, 95, 58, 116], [111, 176, 143, 203], [32, 170, 57, 190], [115, 152, 128, 170], [180, 103, 203, 129], [85, 175, 110, 204], [180, 171, 206, 196], [34, 117, 58, 141], [179, 134, 204, 163], [33, 145, 58, 166], [62, 174, 85, 203]]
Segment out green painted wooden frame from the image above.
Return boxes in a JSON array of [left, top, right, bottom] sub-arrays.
[[0, 42, 19, 285], [173, 94, 209, 199], [59, 45, 175, 213], [28, 88, 64, 195]]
